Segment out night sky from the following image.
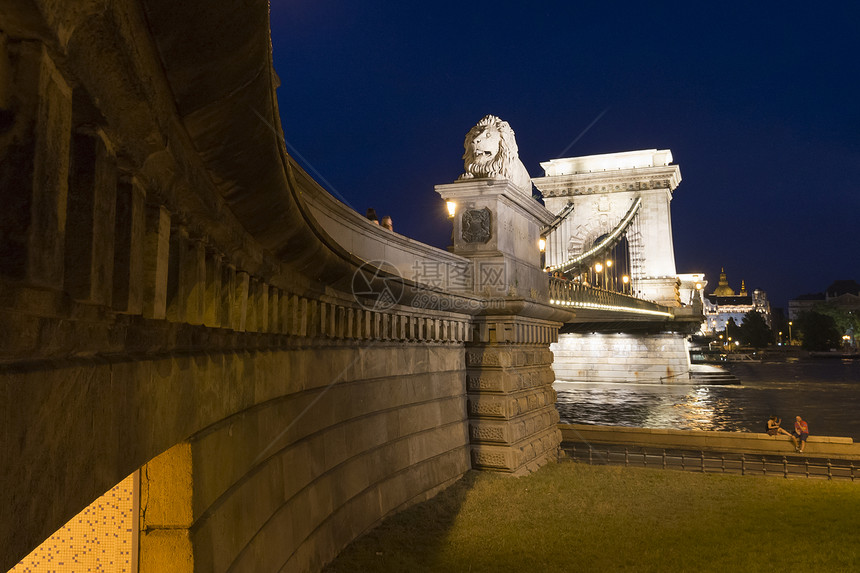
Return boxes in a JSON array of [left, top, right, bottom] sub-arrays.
[[270, 1, 859, 310]]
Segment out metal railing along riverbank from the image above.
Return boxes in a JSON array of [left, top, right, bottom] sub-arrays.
[[563, 442, 860, 481]]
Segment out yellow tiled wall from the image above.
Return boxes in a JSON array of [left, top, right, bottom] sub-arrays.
[[12, 473, 137, 572]]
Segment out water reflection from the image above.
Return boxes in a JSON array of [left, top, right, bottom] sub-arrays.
[[555, 360, 860, 439]]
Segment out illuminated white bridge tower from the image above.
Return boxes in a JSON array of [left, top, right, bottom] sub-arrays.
[[534, 150, 699, 384], [533, 149, 682, 307]]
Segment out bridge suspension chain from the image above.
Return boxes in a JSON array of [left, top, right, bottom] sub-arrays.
[[546, 196, 642, 276]]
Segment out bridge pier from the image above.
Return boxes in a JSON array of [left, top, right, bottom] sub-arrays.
[[553, 331, 693, 384], [437, 177, 565, 474], [466, 316, 561, 474]]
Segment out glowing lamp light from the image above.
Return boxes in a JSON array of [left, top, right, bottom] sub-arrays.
[[446, 201, 457, 218], [594, 262, 603, 272], [695, 282, 703, 290], [605, 260, 613, 268], [622, 275, 630, 284], [539, 238, 546, 252]]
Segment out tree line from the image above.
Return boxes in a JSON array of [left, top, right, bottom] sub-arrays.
[[723, 305, 855, 352]]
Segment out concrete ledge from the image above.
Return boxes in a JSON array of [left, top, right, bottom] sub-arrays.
[[559, 424, 860, 460]]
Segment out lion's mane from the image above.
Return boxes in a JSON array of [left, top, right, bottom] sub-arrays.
[[458, 115, 532, 193]]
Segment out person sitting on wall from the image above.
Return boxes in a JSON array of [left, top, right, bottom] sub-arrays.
[[766, 415, 792, 437], [792, 416, 810, 453], [366, 207, 379, 224], [381, 215, 393, 231]]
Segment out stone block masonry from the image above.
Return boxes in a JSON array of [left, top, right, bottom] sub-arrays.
[[464, 318, 562, 475]]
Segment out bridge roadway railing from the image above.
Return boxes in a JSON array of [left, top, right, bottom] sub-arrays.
[[548, 277, 672, 318]]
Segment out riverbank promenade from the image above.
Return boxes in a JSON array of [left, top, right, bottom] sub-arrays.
[[561, 424, 860, 481], [561, 423, 860, 459]]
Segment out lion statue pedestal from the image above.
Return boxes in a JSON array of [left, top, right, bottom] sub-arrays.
[[437, 114, 553, 297], [434, 115, 564, 476]]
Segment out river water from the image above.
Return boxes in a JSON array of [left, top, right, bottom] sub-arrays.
[[554, 359, 860, 440]]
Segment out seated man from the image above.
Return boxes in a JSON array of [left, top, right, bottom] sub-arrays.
[[792, 416, 810, 453]]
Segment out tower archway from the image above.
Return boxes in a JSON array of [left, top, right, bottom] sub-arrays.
[[534, 149, 682, 306]]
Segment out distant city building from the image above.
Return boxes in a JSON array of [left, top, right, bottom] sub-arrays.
[[788, 293, 825, 320], [788, 280, 860, 320], [702, 268, 771, 333]]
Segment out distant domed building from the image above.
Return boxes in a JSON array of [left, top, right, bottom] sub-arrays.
[[702, 269, 771, 333]]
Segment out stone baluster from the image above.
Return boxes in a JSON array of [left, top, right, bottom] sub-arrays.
[[203, 249, 222, 328], [220, 263, 236, 330], [0, 42, 72, 287], [232, 271, 250, 332], [142, 203, 171, 320], [112, 175, 145, 314], [64, 131, 116, 305], [185, 236, 206, 325], [269, 287, 279, 333]]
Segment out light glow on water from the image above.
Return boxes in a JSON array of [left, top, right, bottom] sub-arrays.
[[554, 360, 860, 439]]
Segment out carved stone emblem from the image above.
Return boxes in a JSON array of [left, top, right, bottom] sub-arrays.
[[461, 208, 491, 243]]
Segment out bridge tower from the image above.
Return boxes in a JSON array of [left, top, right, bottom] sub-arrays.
[[533, 149, 682, 307], [534, 150, 701, 385]]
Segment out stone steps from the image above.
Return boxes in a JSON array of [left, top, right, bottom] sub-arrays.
[[689, 370, 741, 385]]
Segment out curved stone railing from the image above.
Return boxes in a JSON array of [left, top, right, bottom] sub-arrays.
[[296, 161, 474, 293]]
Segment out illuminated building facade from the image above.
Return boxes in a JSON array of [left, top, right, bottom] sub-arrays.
[[703, 269, 771, 333]]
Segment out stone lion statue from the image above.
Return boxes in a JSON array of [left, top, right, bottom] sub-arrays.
[[458, 114, 532, 193]]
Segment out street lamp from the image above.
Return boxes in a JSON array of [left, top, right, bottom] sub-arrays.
[[605, 259, 613, 291], [538, 237, 546, 269], [622, 275, 630, 294], [594, 262, 603, 288], [446, 201, 457, 218], [788, 321, 793, 346]]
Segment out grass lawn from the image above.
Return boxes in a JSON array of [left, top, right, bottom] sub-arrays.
[[324, 462, 860, 572]]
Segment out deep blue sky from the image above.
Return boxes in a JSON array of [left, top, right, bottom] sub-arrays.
[[270, 1, 859, 310]]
